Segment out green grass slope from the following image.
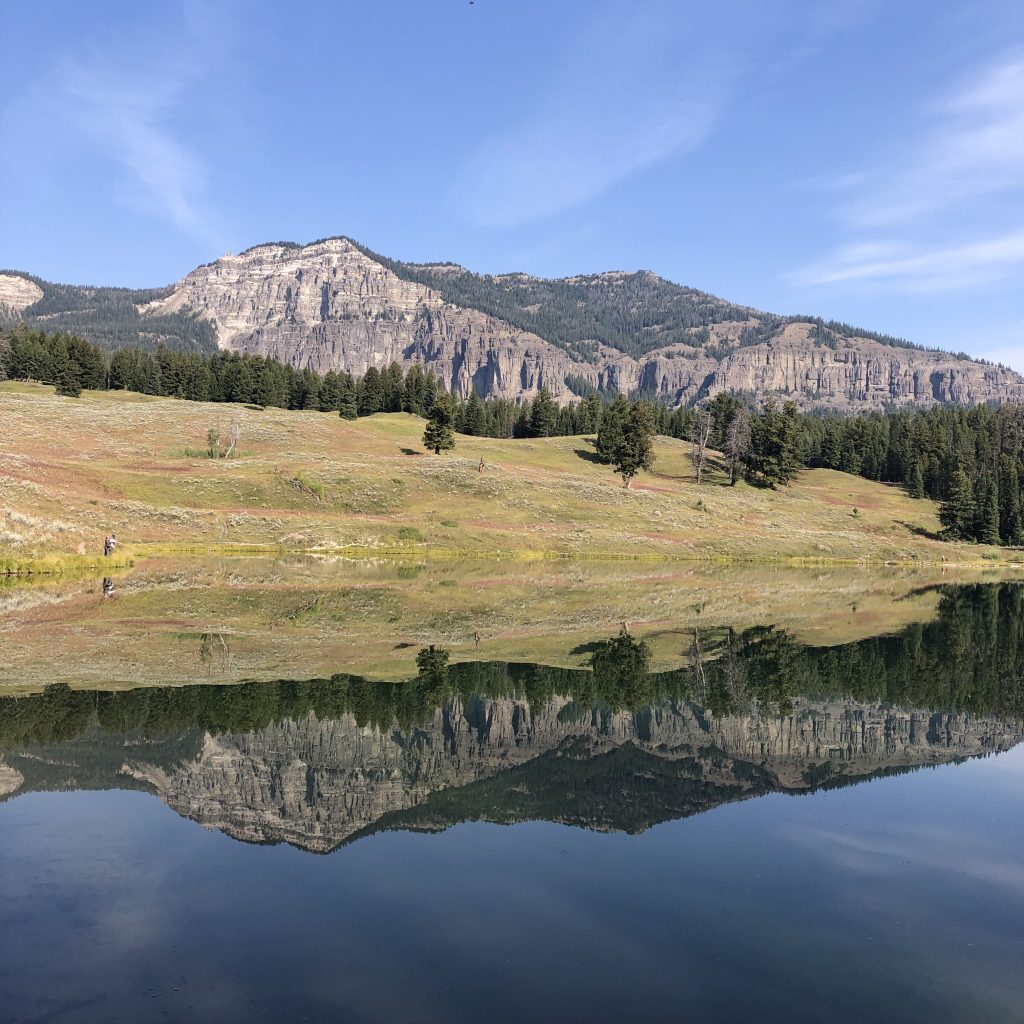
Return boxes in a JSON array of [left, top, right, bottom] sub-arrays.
[[0, 381, 1008, 568]]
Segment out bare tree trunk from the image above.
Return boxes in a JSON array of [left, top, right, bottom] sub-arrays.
[[725, 408, 751, 486], [223, 422, 241, 459], [690, 409, 714, 484]]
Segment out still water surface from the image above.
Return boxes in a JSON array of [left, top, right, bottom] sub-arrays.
[[1, 584, 1023, 1022]]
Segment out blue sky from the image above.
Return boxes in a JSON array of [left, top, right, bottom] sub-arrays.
[[2, 0, 1023, 367]]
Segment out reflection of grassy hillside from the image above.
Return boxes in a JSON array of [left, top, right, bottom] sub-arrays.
[[2, 382, 998, 569], [0, 555, 995, 690]]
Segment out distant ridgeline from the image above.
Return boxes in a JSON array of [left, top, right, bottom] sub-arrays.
[[3, 583, 1023, 750], [0, 271, 216, 352], [4, 322, 1024, 544], [349, 238, 934, 363]]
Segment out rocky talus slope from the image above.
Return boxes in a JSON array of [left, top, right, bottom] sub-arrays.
[[120, 694, 1023, 852], [140, 238, 1024, 408]]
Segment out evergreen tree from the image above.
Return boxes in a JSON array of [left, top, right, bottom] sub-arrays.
[[529, 388, 559, 437], [976, 474, 1001, 546], [338, 373, 358, 420], [744, 400, 801, 488], [611, 403, 655, 488], [999, 457, 1024, 545], [596, 394, 629, 464], [423, 394, 456, 454], [402, 364, 427, 415], [939, 467, 977, 541], [358, 366, 385, 415], [577, 393, 602, 434], [461, 392, 487, 435], [907, 461, 926, 499], [55, 360, 83, 398], [319, 371, 341, 412], [383, 362, 405, 412]]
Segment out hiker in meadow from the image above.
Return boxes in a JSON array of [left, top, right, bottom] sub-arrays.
[[103, 532, 117, 557]]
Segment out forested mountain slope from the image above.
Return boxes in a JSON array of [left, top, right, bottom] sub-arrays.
[[4, 236, 1021, 409]]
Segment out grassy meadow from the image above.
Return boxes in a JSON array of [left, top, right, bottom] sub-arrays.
[[0, 382, 1010, 568]]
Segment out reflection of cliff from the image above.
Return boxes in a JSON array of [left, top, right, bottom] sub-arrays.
[[118, 695, 1023, 853]]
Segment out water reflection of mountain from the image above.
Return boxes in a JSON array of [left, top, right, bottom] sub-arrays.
[[2, 693, 1021, 852], [2, 583, 1023, 852]]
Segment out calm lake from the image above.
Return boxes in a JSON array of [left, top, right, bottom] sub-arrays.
[[2, 582, 1023, 1022]]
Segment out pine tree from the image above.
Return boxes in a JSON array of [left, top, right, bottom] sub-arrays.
[[423, 394, 456, 454], [907, 461, 925, 499], [577, 393, 602, 434], [319, 371, 341, 412], [976, 474, 1001, 545], [820, 422, 842, 469], [744, 400, 801, 488], [529, 388, 558, 437], [939, 467, 977, 541], [359, 366, 385, 415], [611, 403, 654, 488], [383, 362, 405, 412], [998, 457, 1023, 545], [402, 364, 427, 415], [55, 361, 83, 398], [461, 392, 487, 435], [338, 373, 358, 420], [596, 395, 629, 464]]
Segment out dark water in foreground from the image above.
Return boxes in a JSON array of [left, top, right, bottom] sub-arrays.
[[2, 584, 1024, 1023]]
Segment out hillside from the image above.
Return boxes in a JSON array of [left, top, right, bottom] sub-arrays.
[[4, 236, 1022, 409], [0, 381, 1011, 570], [0, 270, 215, 352]]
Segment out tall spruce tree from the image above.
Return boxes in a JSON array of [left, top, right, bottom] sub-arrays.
[[907, 461, 926, 499], [55, 361, 83, 398], [529, 388, 559, 437], [611, 403, 655, 488], [976, 474, 1001, 545], [743, 400, 802, 488], [358, 366, 385, 415], [596, 394, 629, 464], [461, 392, 487, 436], [423, 394, 456, 454], [939, 467, 977, 541], [999, 457, 1024, 544]]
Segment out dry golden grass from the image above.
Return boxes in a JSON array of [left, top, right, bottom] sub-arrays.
[[1, 382, 1013, 568]]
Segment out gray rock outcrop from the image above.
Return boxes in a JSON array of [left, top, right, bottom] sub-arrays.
[[143, 239, 1024, 409], [128, 694, 1023, 852]]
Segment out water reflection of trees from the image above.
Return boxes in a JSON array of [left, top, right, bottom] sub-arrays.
[[3, 584, 1024, 749]]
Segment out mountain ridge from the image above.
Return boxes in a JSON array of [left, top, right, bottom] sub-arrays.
[[3, 236, 1022, 409]]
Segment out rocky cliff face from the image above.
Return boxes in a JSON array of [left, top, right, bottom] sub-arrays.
[[142, 238, 1024, 409], [0, 273, 43, 314], [126, 694, 1024, 852], [144, 240, 584, 403]]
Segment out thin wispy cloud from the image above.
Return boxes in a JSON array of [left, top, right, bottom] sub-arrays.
[[793, 230, 1024, 291], [850, 54, 1024, 228], [58, 61, 209, 236], [451, 8, 734, 228], [1, 4, 225, 246], [793, 51, 1024, 295]]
